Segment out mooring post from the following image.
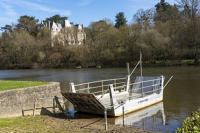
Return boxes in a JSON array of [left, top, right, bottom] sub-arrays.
[[53, 97, 56, 114], [122, 106, 125, 127], [33, 101, 36, 116], [104, 109, 108, 131], [22, 109, 24, 117]]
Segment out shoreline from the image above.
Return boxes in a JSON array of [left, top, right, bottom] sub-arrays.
[[0, 59, 199, 70], [0, 115, 158, 133]]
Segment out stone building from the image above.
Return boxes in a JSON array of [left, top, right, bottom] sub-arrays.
[[42, 20, 86, 47]]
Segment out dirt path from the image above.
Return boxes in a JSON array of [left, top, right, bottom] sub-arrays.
[[0, 115, 157, 133]]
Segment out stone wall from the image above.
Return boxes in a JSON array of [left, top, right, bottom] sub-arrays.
[[0, 82, 64, 118]]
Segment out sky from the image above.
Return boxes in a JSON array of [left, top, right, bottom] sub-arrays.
[[0, 0, 175, 28]]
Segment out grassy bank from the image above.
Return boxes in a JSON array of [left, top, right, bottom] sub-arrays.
[[143, 59, 198, 66], [0, 80, 49, 91], [0, 115, 150, 133]]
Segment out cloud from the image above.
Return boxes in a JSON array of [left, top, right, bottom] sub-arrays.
[[77, 0, 95, 7], [0, 0, 71, 28], [2, 0, 71, 16], [0, 1, 17, 16], [0, 1, 18, 27]]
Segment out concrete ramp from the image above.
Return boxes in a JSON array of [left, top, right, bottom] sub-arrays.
[[62, 93, 105, 115]]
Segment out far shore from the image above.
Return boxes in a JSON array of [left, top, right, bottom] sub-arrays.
[[0, 59, 199, 70]]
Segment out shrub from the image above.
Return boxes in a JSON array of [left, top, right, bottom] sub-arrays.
[[176, 110, 200, 133]]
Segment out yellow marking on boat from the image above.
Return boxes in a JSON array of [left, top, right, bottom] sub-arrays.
[[115, 100, 163, 117]]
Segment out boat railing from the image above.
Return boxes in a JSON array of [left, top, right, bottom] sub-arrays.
[[129, 78, 161, 85], [101, 77, 163, 109], [127, 77, 163, 99], [71, 77, 127, 95], [70, 76, 163, 99]]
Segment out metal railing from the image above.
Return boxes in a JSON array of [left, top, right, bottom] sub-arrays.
[[72, 77, 126, 95], [71, 76, 163, 98]]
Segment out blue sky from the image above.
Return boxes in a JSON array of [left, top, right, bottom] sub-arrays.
[[0, 0, 175, 28]]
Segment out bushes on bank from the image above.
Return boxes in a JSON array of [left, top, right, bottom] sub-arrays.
[[176, 110, 200, 133]]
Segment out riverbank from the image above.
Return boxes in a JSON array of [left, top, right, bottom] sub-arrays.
[[0, 115, 155, 133], [0, 59, 199, 70]]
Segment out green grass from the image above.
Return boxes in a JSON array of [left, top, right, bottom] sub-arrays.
[[0, 116, 54, 132], [0, 115, 137, 133], [0, 80, 49, 91], [0, 117, 24, 128], [181, 59, 195, 64], [155, 60, 164, 64]]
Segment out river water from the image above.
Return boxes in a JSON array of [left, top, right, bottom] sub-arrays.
[[0, 66, 200, 132]]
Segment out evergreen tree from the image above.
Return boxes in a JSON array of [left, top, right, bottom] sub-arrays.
[[115, 12, 127, 28], [16, 15, 39, 36], [45, 14, 68, 25], [0, 25, 13, 33], [154, 0, 173, 22]]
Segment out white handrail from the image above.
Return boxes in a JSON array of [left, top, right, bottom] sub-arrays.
[[130, 78, 161, 85], [74, 77, 126, 87], [76, 78, 162, 93]]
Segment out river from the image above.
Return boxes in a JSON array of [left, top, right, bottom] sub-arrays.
[[0, 66, 200, 132]]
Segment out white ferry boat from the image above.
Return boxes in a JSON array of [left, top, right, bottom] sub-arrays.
[[62, 54, 173, 117]]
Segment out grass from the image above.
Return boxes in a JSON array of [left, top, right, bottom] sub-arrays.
[[0, 115, 144, 133], [155, 60, 165, 64], [0, 80, 49, 91], [181, 59, 195, 64], [0, 117, 25, 128], [0, 116, 55, 132]]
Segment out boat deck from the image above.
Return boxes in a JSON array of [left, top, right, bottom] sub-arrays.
[[97, 91, 142, 109]]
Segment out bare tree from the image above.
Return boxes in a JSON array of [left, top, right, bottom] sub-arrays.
[[176, 0, 200, 19], [134, 9, 154, 30]]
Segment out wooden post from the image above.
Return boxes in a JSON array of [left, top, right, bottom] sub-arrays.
[[122, 106, 125, 127], [33, 101, 36, 116], [104, 109, 108, 131], [22, 109, 24, 117], [53, 97, 55, 114]]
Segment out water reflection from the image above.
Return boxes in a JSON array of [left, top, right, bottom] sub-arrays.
[[110, 102, 166, 131]]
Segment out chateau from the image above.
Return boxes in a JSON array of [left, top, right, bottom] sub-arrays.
[[42, 20, 86, 47]]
